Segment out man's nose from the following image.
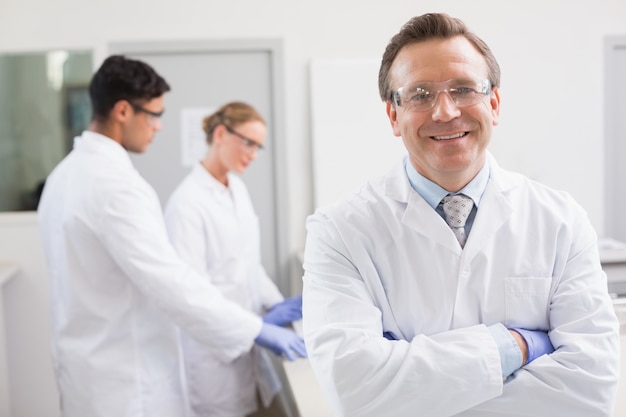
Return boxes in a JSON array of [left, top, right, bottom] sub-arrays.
[[431, 91, 461, 122]]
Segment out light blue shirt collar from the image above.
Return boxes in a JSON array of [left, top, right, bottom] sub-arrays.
[[404, 157, 490, 208]]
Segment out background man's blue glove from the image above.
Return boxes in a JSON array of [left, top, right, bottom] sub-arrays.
[[262, 295, 303, 326], [255, 322, 307, 361], [512, 328, 555, 364]]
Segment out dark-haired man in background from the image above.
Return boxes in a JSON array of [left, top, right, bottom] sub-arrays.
[[38, 55, 305, 417]]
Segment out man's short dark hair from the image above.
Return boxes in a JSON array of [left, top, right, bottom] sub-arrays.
[[89, 55, 171, 121]]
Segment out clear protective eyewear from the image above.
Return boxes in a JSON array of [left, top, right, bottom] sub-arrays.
[[392, 78, 492, 112], [129, 101, 164, 126], [224, 124, 264, 152]]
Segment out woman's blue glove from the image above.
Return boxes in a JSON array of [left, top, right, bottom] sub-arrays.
[[262, 295, 303, 326], [255, 322, 307, 361]]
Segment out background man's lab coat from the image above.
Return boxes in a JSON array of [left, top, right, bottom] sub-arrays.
[[303, 155, 620, 417], [38, 132, 263, 417], [164, 164, 284, 417]]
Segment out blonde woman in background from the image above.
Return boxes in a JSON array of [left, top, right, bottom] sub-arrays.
[[164, 101, 305, 417]]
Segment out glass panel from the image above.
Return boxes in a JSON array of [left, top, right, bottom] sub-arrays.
[[0, 50, 93, 211]]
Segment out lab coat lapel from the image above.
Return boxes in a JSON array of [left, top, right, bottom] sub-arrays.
[[462, 160, 520, 262], [384, 161, 462, 254], [405, 192, 464, 253], [191, 164, 233, 210]]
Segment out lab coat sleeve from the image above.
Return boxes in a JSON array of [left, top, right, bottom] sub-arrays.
[[98, 182, 262, 363], [302, 212, 503, 417], [471, 208, 620, 416]]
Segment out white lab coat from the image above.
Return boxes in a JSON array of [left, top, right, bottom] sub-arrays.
[[37, 131, 263, 417], [164, 164, 284, 417], [303, 155, 620, 417]]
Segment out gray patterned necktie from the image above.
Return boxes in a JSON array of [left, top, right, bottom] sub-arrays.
[[441, 194, 474, 248]]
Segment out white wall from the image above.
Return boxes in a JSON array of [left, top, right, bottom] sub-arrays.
[[1, 2, 626, 415], [1, 0, 624, 249]]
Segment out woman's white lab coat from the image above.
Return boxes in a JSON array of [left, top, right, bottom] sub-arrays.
[[303, 155, 620, 417], [164, 164, 284, 417], [38, 132, 263, 417]]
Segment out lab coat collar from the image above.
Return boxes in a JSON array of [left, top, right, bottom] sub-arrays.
[[386, 152, 523, 203], [404, 157, 490, 209], [384, 156, 414, 204], [461, 174, 516, 261], [188, 163, 241, 208], [73, 130, 134, 169], [385, 161, 462, 253], [190, 163, 229, 192], [484, 152, 525, 193], [458, 153, 523, 261], [387, 152, 522, 255]]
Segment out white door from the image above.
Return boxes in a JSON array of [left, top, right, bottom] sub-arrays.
[[605, 37, 626, 244]]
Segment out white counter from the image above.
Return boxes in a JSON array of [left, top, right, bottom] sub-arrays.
[[282, 321, 334, 417], [0, 262, 19, 417]]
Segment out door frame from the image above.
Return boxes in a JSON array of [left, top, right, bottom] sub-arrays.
[[604, 36, 626, 241], [108, 39, 292, 294]]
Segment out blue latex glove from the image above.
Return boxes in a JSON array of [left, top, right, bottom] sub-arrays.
[[262, 295, 303, 326], [512, 328, 555, 364], [255, 322, 307, 361]]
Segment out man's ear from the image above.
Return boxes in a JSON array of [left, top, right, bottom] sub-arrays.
[[490, 87, 501, 126], [385, 101, 402, 137], [111, 100, 132, 123]]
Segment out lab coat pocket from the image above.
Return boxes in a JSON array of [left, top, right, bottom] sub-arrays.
[[504, 277, 552, 330]]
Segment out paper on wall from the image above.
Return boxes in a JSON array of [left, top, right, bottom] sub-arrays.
[[180, 107, 215, 166]]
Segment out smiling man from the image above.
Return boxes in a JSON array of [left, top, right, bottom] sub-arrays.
[[302, 13, 620, 417]]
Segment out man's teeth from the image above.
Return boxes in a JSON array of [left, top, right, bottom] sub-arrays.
[[433, 132, 465, 140]]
